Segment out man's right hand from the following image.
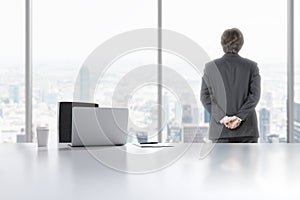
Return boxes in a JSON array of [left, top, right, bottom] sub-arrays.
[[224, 116, 241, 129]]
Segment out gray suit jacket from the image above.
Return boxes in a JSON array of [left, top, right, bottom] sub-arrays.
[[201, 53, 261, 140]]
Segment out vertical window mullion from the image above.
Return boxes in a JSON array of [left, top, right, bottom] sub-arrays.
[[25, 0, 32, 142], [287, 0, 294, 143], [157, 0, 163, 142]]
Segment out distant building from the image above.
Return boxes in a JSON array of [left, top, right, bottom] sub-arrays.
[[259, 108, 270, 143], [262, 91, 273, 108], [183, 125, 208, 143], [162, 92, 169, 126], [79, 67, 90, 101], [38, 81, 49, 103], [46, 93, 58, 105], [1, 97, 10, 104], [267, 134, 280, 143], [39, 88, 46, 103], [294, 103, 300, 142], [204, 109, 210, 123], [182, 104, 192, 124], [8, 85, 19, 103], [174, 102, 181, 123], [136, 131, 148, 143], [192, 108, 199, 124], [166, 123, 182, 143], [16, 128, 26, 143]]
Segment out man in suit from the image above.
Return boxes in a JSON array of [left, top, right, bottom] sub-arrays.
[[200, 28, 261, 143]]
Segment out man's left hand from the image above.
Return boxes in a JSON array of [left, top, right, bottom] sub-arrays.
[[225, 116, 241, 129]]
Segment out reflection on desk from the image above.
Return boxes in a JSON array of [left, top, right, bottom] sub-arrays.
[[0, 144, 299, 200]]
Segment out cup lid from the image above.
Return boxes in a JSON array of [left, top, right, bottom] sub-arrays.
[[36, 126, 49, 130]]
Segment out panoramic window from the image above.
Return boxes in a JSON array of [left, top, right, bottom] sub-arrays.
[[33, 0, 157, 144], [1, 0, 297, 143], [163, 0, 287, 143], [0, 1, 25, 143]]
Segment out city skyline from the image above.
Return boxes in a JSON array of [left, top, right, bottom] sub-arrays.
[[1, 60, 299, 143]]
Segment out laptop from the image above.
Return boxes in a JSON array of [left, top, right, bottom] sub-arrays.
[[58, 102, 98, 143], [71, 107, 128, 147]]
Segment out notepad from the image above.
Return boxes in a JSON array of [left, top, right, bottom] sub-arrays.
[[133, 142, 174, 148]]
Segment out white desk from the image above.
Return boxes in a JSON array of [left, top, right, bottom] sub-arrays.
[[0, 143, 299, 200]]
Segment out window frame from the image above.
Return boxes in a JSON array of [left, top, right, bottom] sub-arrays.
[[24, 0, 295, 142]]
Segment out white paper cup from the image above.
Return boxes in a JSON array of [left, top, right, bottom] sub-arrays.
[[37, 127, 49, 147]]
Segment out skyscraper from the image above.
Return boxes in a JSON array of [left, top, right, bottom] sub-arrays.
[[8, 85, 19, 103], [294, 103, 300, 142], [192, 108, 199, 124], [162, 92, 169, 127], [174, 102, 181, 123], [182, 104, 192, 124], [259, 108, 270, 143], [167, 123, 182, 143]]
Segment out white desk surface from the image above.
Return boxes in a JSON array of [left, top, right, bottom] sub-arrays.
[[0, 143, 299, 200]]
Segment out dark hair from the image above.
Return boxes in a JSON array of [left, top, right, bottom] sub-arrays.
[[221, 28, 244, 53]]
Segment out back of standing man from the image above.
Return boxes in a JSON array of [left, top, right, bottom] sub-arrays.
[[201, 28, 261, 143]]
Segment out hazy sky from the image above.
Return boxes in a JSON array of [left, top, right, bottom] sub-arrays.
[[0, 0, 299, 65], [0, 0, 25, 65], [163, 0, 288, 65]]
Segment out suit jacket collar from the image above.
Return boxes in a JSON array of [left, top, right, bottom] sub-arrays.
[[223, 53, 240, 58]]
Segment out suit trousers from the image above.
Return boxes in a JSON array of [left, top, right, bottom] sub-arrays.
[[212, 136, 258, 143]]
